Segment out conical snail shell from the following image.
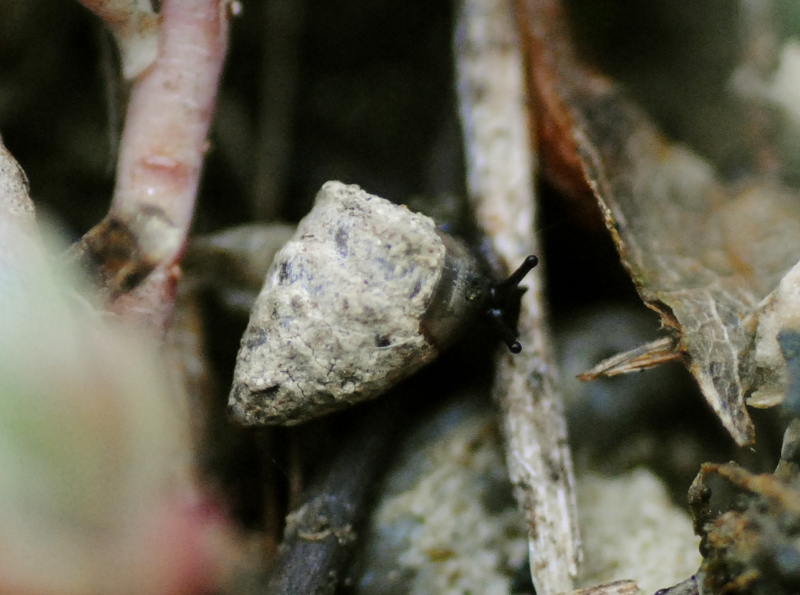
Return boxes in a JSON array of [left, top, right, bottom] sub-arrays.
[[228, 181, 489, 426]]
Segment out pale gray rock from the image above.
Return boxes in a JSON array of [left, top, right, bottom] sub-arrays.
[[228, 181, 488, 425], [352, 399, 528, 595]]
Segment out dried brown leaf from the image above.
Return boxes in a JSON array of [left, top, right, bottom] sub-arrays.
[[516, 0, 800, 445], [578, 337, 681, 381]]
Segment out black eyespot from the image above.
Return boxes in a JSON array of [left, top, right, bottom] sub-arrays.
[[484, 255, 538, 354]]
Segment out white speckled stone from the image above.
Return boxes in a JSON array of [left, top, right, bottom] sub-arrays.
[[229, 181, 453, 425]]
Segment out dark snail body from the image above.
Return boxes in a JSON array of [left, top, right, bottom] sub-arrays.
[[423, 232, 537, 354], [228, 182, 535, 426], [420, 232, 491, 349]]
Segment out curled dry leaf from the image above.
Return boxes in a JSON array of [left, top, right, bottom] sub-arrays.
[[516, 0, 800, 445]]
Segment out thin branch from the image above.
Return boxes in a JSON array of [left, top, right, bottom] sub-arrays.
[[74, 0, 231, 328], [265, 399, 402, 595], [454, 0, 581, 593]]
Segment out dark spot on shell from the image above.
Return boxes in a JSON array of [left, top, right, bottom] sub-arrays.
[[335, 226, 349, 257], [278, 262, 292, 283], [409, 280, 422, 299], [709, 360, 721, 379], [317, 391, 338, 403], [375, 334, 391, 348], [251, 385, 281, 399], [244, 328, 268, 349]]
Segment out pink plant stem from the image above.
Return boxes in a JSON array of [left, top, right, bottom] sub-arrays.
[[109, 0, 230, 327]]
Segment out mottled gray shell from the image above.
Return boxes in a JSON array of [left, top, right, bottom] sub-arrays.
[[228, 181, 487, 426]]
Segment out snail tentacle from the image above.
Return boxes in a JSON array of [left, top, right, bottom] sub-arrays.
[[484, 255, 538, 353]]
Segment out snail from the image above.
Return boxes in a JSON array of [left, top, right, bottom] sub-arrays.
[[228, 181, 536, 426]]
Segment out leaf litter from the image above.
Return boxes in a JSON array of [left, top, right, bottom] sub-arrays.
[[517, 0, 800, 446]]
